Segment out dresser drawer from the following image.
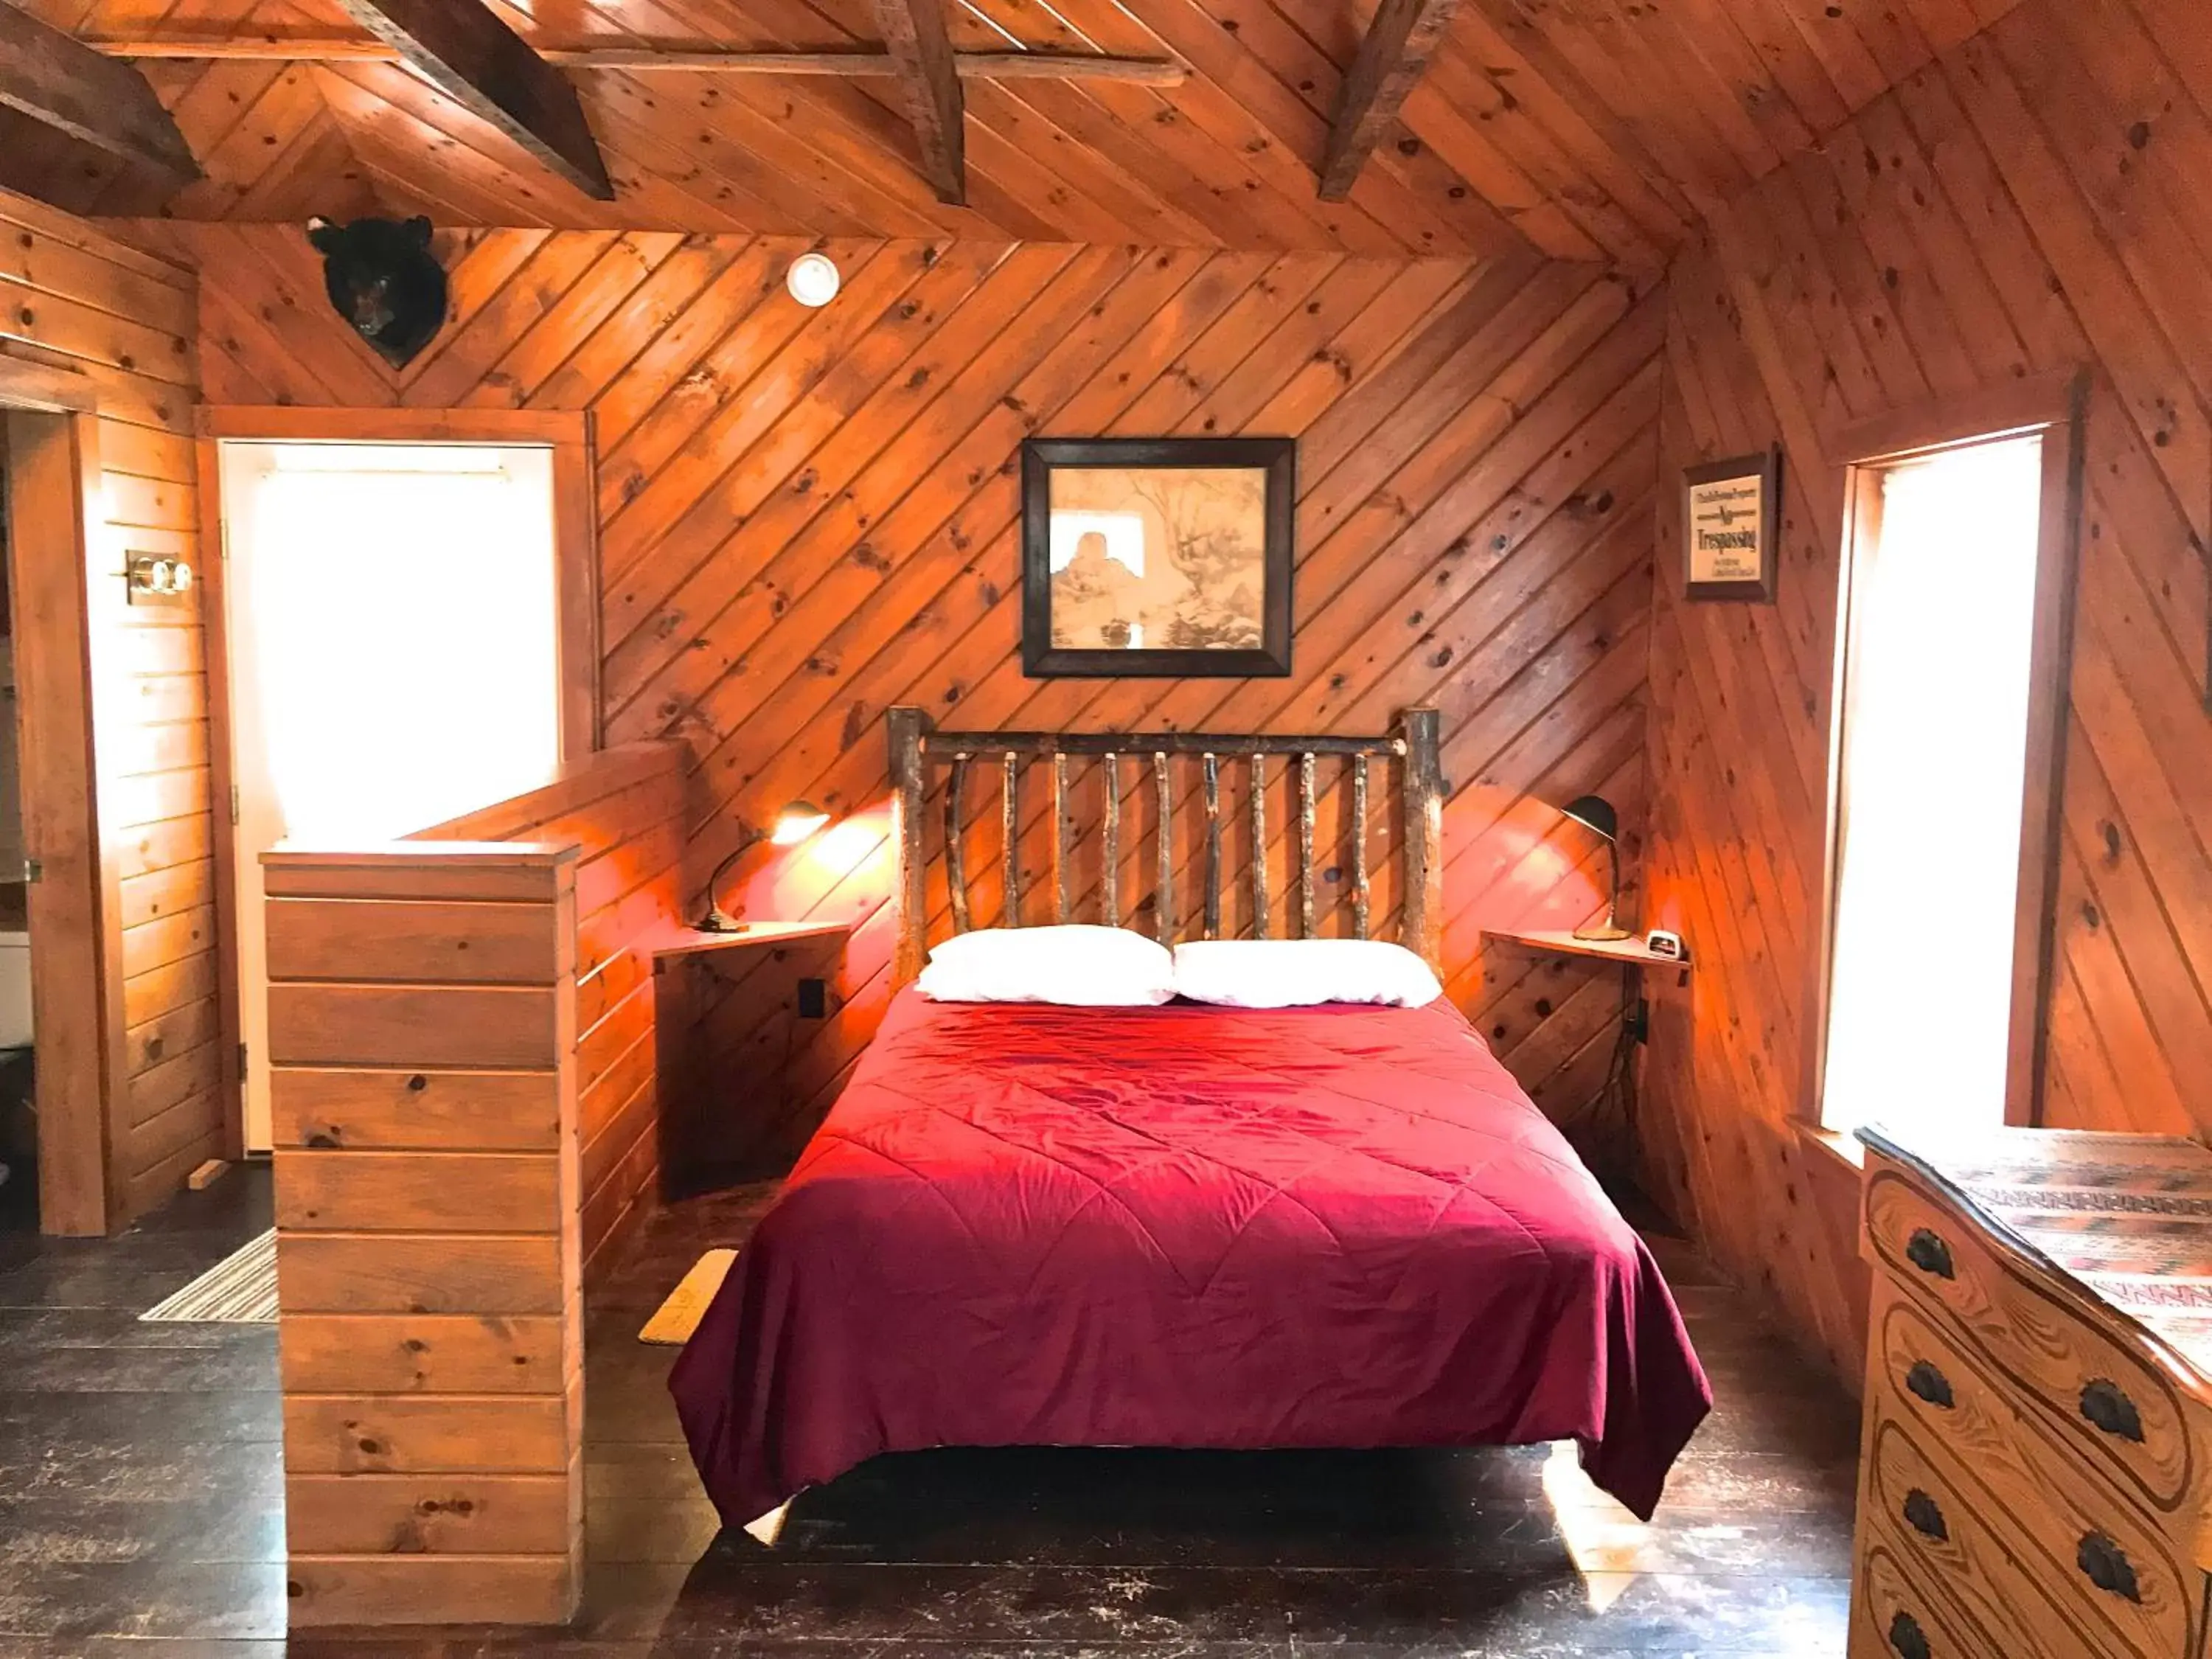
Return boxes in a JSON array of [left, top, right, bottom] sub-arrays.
[[1866, 1166, 2194, 1514], [1873, 1288, 2197, 1654], [1861, 1412, 2104, 1659], [1851, 1540, 1983, 1659]]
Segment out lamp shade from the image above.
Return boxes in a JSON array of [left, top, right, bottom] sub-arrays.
[[771, 800, 832, 846], [1561, 794, 1618, 841]]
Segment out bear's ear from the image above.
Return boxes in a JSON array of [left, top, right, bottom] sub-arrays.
[[306, 216, 343, 254], [403, 215, 433, 250]]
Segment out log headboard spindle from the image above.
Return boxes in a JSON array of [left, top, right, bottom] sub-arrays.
[[888, 707, 1444, 985]]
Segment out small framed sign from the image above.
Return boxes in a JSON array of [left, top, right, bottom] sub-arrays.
[[1683, 448, 1780, 602]]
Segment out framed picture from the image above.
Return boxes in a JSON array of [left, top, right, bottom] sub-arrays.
[[1020, 437, 1295, 678], [1683, 448, 1781, 602]]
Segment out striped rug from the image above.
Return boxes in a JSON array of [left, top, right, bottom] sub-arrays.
[[140, 1228, 278, 1324]]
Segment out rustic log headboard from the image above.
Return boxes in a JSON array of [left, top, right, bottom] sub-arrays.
[[887, 707, 1445, 986]]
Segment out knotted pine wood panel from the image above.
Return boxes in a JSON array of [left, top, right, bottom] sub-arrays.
[[50, 0, 2023, 259], [0, 186, 216, 1229], [161, 223, 1663, 1161], [1644, 0, 2212, 1386]]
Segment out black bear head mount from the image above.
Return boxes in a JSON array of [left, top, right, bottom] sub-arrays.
[[305, 215, 449, 369]]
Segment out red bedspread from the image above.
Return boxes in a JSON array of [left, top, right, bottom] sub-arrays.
[[669, 992, 1710, 1524]]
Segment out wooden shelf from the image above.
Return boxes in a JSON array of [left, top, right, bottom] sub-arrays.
[[653, 919, 852, 961], [1482, 928, 1689, 970]]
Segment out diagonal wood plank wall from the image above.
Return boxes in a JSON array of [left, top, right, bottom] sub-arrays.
[[418, 742, 692, 1270], [147, 223, 1665, 1157], [0, 186, 220, 1228], [1642, 0, 2212, 1383]]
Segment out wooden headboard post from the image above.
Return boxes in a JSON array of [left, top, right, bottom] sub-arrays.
[[888, 704, 932, 987], [1399, 706, 1445, 973], [886, 707, 1447, 985]]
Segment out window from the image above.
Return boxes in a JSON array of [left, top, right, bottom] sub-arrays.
[[1818, 423, 2067, 1138]]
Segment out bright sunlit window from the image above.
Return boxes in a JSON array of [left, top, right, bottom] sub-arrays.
[[1820, 434, 2045, 1137], [223, 442, 561, 843]]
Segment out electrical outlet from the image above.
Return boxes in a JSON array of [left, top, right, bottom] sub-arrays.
[[798, 978, 827, 1019]]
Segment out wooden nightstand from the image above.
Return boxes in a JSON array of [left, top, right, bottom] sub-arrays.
[[653, 918, 853, 1189], [1481, 927, 1691, 981], [1481, 928, 1688, 1180], [653, 918, 853, 965]]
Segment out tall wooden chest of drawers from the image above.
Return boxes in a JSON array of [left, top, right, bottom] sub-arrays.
[[1850, 1127, 2212, 1659]]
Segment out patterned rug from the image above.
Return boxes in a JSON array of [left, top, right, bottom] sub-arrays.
[[639, 1248, 738, 1345], [140, 1228, 278, 1324]]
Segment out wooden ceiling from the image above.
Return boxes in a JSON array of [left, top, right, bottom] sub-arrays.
[[16, 0, 2025, 258]]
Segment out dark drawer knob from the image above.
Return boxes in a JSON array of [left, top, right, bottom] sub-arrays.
[[1888, 1610, 1932, 1659], [2080, 1379, 2145, 1442], [1904, 1361, 1954, 1410], [1905, 1228, 1955, 1279], [1902, 1488, 1948, 1543], [2078, 1531, 2141, 1602]]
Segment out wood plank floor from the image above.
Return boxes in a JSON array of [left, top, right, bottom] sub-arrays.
[[0, 1168, 1857, 1656]]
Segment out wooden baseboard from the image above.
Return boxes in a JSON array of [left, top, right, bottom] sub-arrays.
[[285, 1554, 578, 1627]]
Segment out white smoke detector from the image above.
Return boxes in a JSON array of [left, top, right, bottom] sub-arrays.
[[785, 253, 841, 307]]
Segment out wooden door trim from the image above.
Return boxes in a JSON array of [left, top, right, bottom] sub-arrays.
[[2006, 375, 2090, 1128], [197, 406, 601, 1158], [195, 407, 585, 445], [1, 407, 126, 1234], [1832, 371, 2080, 469], [1800, 371, 2089, 1133], [1798, 462, 1882, 1140], [192, 434, 243, 1161], [0, 352, 97, 415]]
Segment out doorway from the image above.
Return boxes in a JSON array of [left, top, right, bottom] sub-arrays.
[[0, 372, 124, 1237], [0, 427, 31, 1227], [213, 436, 581, 1151]]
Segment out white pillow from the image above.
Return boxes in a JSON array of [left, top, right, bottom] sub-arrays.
[[916, 925, 1177, 1006], [1171, 939, 1442, 1009]]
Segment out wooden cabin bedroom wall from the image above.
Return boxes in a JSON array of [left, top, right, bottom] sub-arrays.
[[149, 223, 1667, 1162], [1641, 0, 2212, 1386], [0, 186, 220, 1228]]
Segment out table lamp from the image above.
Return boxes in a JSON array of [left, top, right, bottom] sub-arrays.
[[1561, 794, 1631, 942], [697, 801, 832, 933]]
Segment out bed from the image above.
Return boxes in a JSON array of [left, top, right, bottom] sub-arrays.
[[669, 708, 1710, 1531]]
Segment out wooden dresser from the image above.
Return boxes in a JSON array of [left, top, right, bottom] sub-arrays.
[[1851, 1127, 2212, 1659]]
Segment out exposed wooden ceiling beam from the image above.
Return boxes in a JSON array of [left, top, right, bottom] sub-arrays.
[[86, 37, 1188, 85], [868, 0, 967, 206], [1316, 0, 1464, 201], [329, 0, 615, 201], [0, 5, 199, 214]]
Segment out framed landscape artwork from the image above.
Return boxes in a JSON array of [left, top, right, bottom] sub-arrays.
[[1020, 437, 1295, 677]]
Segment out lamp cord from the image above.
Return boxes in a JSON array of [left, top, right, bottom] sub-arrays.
[[1559, 962, 1641, 1189]]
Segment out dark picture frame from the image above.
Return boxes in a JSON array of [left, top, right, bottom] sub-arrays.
[[1683, 447, 1781, 603], [1020, 437, 1295, 678]]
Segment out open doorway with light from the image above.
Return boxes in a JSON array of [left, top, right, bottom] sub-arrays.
[[1810, 378, 2084, 1138], [206, 411, 597, 1153]]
